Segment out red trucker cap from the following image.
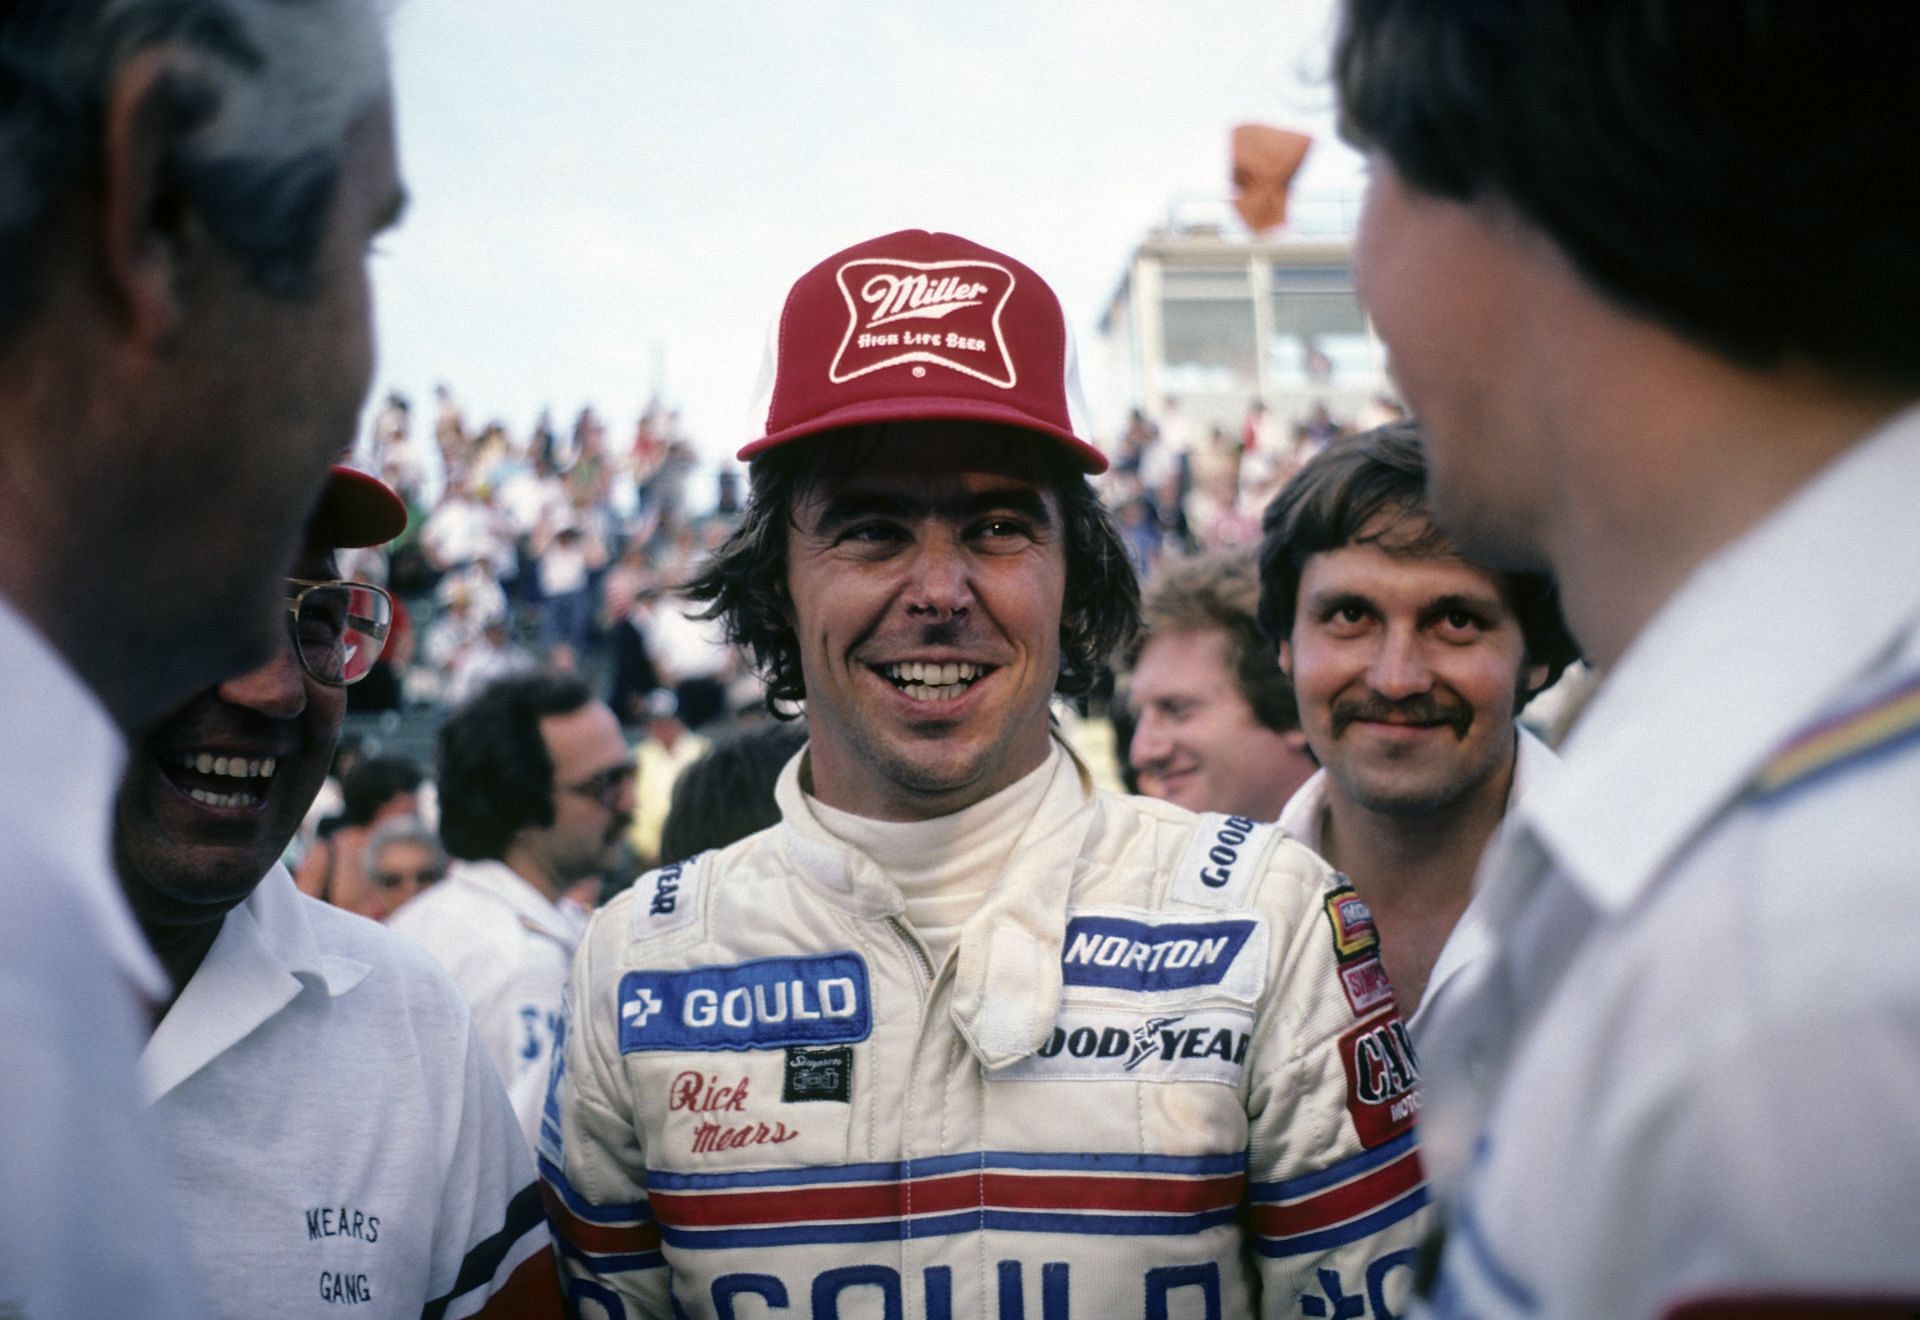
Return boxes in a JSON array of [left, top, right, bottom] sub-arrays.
[[738, 229, 1108, 474], [310, 464, 408, 549]]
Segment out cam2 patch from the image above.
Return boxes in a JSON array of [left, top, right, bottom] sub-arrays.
[[783, 1045, 853, 1103], [1339, 1009, 1420, 1148], [617, 952, 872, 1054], [1323, 881, 1380, 963], [1060, 912, 1266, 1001]]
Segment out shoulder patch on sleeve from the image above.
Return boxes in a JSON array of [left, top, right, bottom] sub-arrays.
[[627, 851, 706, 940], [1322, 879, 1380, 964], [1338, 1009, 1421, 1148], [1169, 813, 1284, 909], [1754, 669, 1920, 800]]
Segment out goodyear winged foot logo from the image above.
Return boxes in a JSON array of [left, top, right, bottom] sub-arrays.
[[830, 257, 1018, 387]]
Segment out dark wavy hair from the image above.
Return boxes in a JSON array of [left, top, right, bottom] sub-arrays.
[[1335, 0, 1920, 388], [437, 672, 592, 861], [1257, 421, 1579, 706], [339, 754, 423, 828], [682, 424, 1140, 713]]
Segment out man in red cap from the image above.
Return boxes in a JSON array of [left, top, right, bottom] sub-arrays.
[[113, 468, 561, 1317], [541, 231, 1429, 1318]]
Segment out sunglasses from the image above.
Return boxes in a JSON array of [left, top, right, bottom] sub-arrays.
[[559, 762, 637, 811], [373, 866, 444, 890]]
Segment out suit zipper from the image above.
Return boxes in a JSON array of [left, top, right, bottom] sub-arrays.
[[886, 915, 934, 988]]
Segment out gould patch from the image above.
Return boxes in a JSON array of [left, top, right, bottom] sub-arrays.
[[1060, 913, 1264, 999], [617, 953, 872, 1054]]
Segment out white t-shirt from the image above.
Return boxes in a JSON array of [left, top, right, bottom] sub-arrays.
[[142, 867, 555, 1316], [0, 596, 205, 1318], [389, 860, 587, 1152]]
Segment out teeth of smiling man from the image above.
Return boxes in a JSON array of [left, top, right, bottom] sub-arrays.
[[186, 788, 256, 808], [171, 752, 277, 780], [883, 661, 981, 687]]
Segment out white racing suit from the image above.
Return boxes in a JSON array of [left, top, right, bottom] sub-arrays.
[[542, 743, 1430, 1318]]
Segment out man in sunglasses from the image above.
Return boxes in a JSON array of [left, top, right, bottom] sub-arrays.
[[113, 467, 562, 1315], [392, 672, 635, 1151]]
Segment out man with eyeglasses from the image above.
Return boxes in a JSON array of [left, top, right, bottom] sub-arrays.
[[112, 466, 562, 1315], [392, 672, 636, 1151]]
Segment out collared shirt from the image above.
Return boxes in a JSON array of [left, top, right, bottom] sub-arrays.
[[1278, 727, 1559, 1041], [143, 866, 557, 1317], [1419, 406, 1920, 1317], [389, 858, 587, 1150], [0, 596, 204, 1317]]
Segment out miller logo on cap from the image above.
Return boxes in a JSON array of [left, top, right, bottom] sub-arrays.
[[830, 257, 1017, 388], [739, 229, 1107, 473]]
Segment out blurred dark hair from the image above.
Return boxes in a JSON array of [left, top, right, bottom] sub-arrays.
[[1257, 421, 1578, 704], [681, 424, 1140, 714], [659, 721, 810, 866], [437, 673, 592, 861], [339, 755, 424, 828], [1334, 0, 1920, 388], [1137, 551, 1297, 735]]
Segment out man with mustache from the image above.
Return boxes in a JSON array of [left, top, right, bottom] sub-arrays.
[[1257, 422, 1577, 1031], [391, 672, 634, 1151]]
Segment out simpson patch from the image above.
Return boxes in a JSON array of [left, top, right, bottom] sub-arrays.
[[1060, 912, 1265, 1000], [617, 953, 872, 1053]]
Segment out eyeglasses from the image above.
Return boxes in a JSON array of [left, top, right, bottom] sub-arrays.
[[559, 762, 636, 811], [374, 867, 444, 890], [286, 578, 394, 687]]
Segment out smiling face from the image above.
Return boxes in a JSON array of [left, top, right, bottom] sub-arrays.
[[114, 543, 348, 926], [1129, 626, 1313, 820], [784, 427, 1068, 820], [1279, 525, 1545, 819]]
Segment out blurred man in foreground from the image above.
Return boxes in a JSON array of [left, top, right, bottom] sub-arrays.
[[1128, 550, 1318, 820], [115, 468, 559, 1316], [1339, 2, 1920, 1312], [542, 229, 1429, 1318], [0, 3, 404, 1310], [1257, 423, 1575, 1030], [391, 673, 634, 1150]]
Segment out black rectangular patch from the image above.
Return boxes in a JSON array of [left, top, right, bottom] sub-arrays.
[[783, 1045, 852, 1103]]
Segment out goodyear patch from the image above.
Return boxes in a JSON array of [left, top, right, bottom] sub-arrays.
[[617, 953, 872, 1054], [1060, 912, 1266, 1001], [1170, 813, 1282, 910], [629, 852, 705, 939], [990, 1005, 1253, 1086], [1324, 881, 1379, 963]]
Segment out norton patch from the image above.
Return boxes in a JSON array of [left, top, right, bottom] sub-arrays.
[[1060, 913, 1265, 1000], [617, 953, 872, 1054], [783, 1045, 853, 1103]]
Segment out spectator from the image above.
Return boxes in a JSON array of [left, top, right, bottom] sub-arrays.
[[391, 673, 634, 1150], [1337, 3, 1920, 1312], [111, 467, 558, 1314], [294, 754, 426, 917], [1128, 551, 1318, 821], [1257, 422, 1576, 1026], [625, 688, 711, 869], [363, 815, 447, 921], [0, 5, 406, 1311], [657, 722, 810, 866]]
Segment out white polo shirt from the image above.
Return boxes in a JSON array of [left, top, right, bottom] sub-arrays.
[[143, 866, 555, 1317], [1418, 406, 1920, 1317], [1278, 726, 1559, 1042], [389, 859, 587, 1151], [0, 597, 205, 1318]]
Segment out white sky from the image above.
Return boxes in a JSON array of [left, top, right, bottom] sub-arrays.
[[373, 0, 1363, 481]]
